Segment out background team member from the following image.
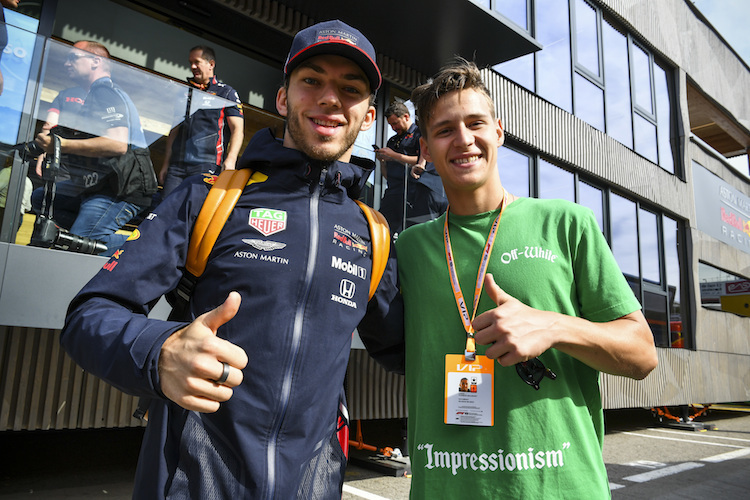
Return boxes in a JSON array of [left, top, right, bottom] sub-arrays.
[[159, 45, 244, 198], [377, 101, 446, 235], [60, 20, 403, 499], [34, 41, 155, 256], [396, 58, 657, 498]]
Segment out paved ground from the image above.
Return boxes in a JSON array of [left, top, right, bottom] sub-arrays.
[[1, 405, 749, 499]]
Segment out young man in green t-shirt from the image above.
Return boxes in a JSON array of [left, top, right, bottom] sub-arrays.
[[395, 58, 658, 498]]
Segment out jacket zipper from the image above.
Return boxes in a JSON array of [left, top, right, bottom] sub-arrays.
[[265, 167, 326, 499]]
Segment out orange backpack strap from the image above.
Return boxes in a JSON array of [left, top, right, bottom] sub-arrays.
[[355, 200, 391, 301], [186, 169, 253, 277]]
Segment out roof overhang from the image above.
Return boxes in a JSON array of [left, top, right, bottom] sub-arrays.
[[278, 0, 542, 77], [126, 0, 541, 83], [688, 81, 750, 158]]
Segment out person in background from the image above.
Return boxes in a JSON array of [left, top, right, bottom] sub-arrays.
[[377, 101, 446, 236], [159, 45, 244, 198]]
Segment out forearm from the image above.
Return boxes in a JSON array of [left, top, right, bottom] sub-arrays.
[[547, 311, 657, 379], [223, 116, 244, 169], [60, 135, 129, 157]]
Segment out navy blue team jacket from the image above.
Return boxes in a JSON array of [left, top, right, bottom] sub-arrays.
[[61, 128, 404, 499]]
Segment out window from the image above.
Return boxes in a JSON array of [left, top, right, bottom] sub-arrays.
[[538, 159, 574, 201], [498, 146, 531, 197], [493, 0, 678, 173], [698, 262, 750, 318]]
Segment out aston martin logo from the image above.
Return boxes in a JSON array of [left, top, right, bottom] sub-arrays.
[[242, 239, 287, 251]]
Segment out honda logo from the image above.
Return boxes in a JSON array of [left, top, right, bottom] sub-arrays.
[[340, 279, 356, 299]]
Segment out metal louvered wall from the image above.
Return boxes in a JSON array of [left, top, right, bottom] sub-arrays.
[[346, 349, 406, 420], [0, 326, 144, 431]]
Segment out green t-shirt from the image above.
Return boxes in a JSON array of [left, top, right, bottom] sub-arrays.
[[395, 197, 641, 499]]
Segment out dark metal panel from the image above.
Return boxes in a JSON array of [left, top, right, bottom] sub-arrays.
[[278, 0, 542, 76], [123, 0, 540, 80]]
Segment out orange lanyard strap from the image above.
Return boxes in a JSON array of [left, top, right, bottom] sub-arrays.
[[444, 190, 507, 361]]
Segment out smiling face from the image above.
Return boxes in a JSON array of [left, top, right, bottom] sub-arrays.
[[189, 49, 215, 85], [276, 54, 375, 163], [420, 89, 505, 214]]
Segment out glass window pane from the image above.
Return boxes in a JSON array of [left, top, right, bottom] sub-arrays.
[[634, 113, 658, 163], [578, 181, 604, 231], [654, 63, 675, 173], [494, 54, 535, 92], [638, 208, 660, 284], [574, 74, 605, 131], [538, 159, 574, 201], [498, 147, 530, 197], [663, 217, 684, 347], [644, 291, 669, 347], [574, 0, 599, 76], [632, 44, 653, 114], [536, 0, 572, 112], [602, 21, 633, 148], [495, 0, 528, 30], [609, 193, 639, 278], [698, 262, 745, 312]]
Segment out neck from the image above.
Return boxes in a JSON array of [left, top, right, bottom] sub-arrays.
[[448, 187, 511, 216]]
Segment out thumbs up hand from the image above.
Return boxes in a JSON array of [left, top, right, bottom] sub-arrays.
[[472, 274, 554, 366], [159, 291, 249, 412]]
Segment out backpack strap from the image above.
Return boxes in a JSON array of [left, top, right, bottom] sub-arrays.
[[186, 168, 253, 277], [355, 200, 391, 301]]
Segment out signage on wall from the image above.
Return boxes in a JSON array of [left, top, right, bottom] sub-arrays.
[[693, 161, 750, 255]]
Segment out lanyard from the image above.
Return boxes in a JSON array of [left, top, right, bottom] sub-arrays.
[[444, 190, 507, 361]]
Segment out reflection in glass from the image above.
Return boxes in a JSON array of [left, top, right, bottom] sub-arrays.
[[574, 74, 605, 131], [495, 0, 528, 30], [498, 146, 530, 197], [578, 181, 603, 231], [609, 193, 638, 278], [574, 0, 599, 76], [602, 21, 632, 148], [698, 262, 747, 313], [634, 113, 657, 163], [494, 54, 534, 92], [644, 291, 669, 347], [654, 62, 675, 173], [663, 216, 684, 347], [536, 0, 572, 112], [538, 159, 574, 201], [632, 44, 653, 114], [638, 208, 660, 284]]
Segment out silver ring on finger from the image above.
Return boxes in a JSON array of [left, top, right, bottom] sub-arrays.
[[215, 361, 230, 384]]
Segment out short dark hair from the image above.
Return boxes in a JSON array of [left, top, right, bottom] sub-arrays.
[[411, 57, 495, 136], [190, 45, 216, 63], [385, 101, 409, 119]]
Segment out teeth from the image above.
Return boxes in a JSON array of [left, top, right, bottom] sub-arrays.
[[313, 118, 339, 127], [454, 155, 480, 164]]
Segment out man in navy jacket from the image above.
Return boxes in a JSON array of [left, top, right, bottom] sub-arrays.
[[61, 20, 403, 499]]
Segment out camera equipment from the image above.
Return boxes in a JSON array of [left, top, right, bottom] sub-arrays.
[[25, 133, 108, 255], [12, 140, 46, 160], [29, 214, 108, 254]]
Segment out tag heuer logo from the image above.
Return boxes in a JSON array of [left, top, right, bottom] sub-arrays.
[[249, 208, 287, 236]]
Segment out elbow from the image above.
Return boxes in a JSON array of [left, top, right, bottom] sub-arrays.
[[630, 345, 658, 381]]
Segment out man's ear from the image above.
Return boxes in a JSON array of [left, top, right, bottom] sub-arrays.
[[419, 136, 432, 162], [276, 86, 288, 118], [496, 118, 504, 148], [360, 105, 376, 132]]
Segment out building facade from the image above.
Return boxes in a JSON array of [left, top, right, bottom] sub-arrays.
[[0, 0, 748, 432]]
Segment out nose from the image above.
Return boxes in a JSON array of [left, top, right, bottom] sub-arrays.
[[318, 82, 342, 109]]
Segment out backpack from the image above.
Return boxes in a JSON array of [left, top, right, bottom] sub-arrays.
[[135, 168, 391, 420]]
